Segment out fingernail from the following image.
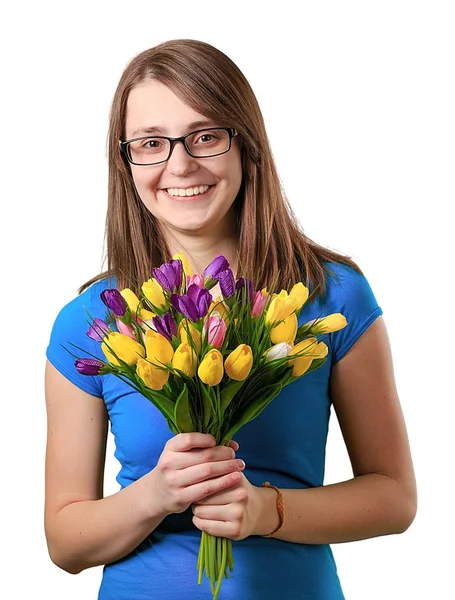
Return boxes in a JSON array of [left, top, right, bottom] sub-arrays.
[[236, 459, 245, 469]]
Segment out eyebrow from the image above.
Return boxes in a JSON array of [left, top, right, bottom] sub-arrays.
[[130, 120, 220, 138]]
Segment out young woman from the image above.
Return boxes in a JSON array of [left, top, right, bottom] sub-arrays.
[[44, 39, 417, 599]]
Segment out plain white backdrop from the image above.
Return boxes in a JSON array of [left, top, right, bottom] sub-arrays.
[[1, 1, 454, 598]]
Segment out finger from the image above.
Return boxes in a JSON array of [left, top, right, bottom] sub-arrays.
[[228, 440, 239, 451], [179, 458, 244, 487], [192, 515, 242, 539], [192, 503, 241, 521], [183, 470, 242, 505], [169, 445, 236, 470], [166, 433, 216, 452], [193, 483, 246, 506]]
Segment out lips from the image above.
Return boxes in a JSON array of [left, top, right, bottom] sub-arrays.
[[159, 184, 215, 200]]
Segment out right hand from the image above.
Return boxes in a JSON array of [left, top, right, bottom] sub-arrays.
[[151, 433, 245, 516]]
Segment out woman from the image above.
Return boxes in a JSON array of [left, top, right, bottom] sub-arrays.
[[44, 39, 417, 599]]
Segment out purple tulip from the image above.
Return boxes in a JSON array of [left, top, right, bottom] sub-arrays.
[[86, 318, 109, 341], [75, 358, 105, 375], [171, 293, 199, 322], [152, 312, 177, 341], [171, 285, 212, 322], [100, 289, 127, 316], [204, 255, 230, 281], [235, 277, 254, 301], [187, 284, 212, 318], [218, 268, 235, 298], [152, 259, 183, 292]]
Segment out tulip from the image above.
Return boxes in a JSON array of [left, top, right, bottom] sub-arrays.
[[75, 358, 105, 375], [152, 313, 177, 341], [288, 337, 318, 376], [178, 319, 202, 353], [101, 332, 145, 366], [235, 277, 254, 301], [289, 282, 309, 311], [203, 315, 227, 348], [145, 330, 174, 367], [172, 253, 193, 276], [225, 344, 253, 381], [171, 285, 212, 322], [251, 288, 269, 317], [172, 343, 198, 377], [204, 255, 230, 282], [209, 297, 230, 320], [100, 289, 128, 317], [142, 278, 168, 312], [198, 349, 224, 386], [304, 313, 347, 334], [264, 342, 293, 363], [218, 268, 235, 298], [187, 274, 204, 288], [315, 341, 329, 358], [120, 288, 154, 320], [270, 313, 298, 345], [136, 358, 169, 391], [265, 290, 296, 325], [152, 259, 183, 292], [86, 318, 109, 341], [115, 318, 136, 339]]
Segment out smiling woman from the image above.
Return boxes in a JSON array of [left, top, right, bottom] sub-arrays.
[[44, 38, 417, 600]]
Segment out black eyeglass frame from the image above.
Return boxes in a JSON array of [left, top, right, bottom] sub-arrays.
[[119, 127, 238, 166]]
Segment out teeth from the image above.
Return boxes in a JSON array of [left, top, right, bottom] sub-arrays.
[[166, 185, 210, 197]]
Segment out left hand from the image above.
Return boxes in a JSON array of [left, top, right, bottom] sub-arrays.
[[192, 470, 264, 540]]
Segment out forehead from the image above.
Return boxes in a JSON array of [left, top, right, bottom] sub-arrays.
[[125, 80, 211, 138]]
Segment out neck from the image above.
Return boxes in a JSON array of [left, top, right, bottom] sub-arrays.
[[162, 223, 239, 276]]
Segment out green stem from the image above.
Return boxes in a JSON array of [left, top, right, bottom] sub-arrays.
[[213, 537, 228, 600]]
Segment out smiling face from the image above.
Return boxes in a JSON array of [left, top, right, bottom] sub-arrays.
[[124, 80, 243, 239]]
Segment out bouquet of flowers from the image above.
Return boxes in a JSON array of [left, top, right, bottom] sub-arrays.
[[70, 254, 347, 599]]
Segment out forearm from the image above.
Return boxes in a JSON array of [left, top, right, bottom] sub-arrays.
[[256, 474, 416, 544], [46, 471, 167, 573]]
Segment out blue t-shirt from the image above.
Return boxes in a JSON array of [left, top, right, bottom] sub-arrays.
[[46, 261, 383, 600]]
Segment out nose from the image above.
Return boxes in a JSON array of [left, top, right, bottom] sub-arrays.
[[165, 140, 198, 177]]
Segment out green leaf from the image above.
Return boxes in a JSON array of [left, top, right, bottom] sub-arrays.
[[174, 384, 194, 433], [219, 380, 246, 414]]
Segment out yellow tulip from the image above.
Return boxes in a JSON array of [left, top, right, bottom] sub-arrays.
[[172, 252, 193, 276], [225, 344, 253, 381], [305, 313, 347, 334], [270, 313, 298, 344], [120, 287, 154, 320], [141, 278, 167, 311], [288, 337, 317, 377], [172, 343, 198, 377], [209, 297, 230, 320], [198, 349, 224, 386], [265, 290, 296, 325], [315, 341, 329, 358], [136, 358, 169, 391], [289, 282, 309, 311], [101, 332, 145, 366], [178, 319, 202, 353], [145, 330, 174, 367]]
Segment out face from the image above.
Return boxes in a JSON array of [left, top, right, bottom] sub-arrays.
[[124, 80, 243, 237]]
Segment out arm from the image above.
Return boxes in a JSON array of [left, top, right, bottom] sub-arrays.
[[44, 361, 243, 574], [193, 316, 418, 543]]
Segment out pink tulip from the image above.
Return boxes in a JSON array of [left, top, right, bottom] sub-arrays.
[[252, 290, 269, 317], [203, 315, 227, 348], [187, 274, 205, 288], [115, 318, 136, 340]]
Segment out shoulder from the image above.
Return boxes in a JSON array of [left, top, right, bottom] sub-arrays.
[[319, 261, 383, 364]]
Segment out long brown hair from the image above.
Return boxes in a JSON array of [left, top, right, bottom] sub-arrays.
[[80, 39, 361, 298]]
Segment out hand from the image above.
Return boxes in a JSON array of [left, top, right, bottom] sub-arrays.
[[192, 472, 271, 540], [151, 433, 244, 516]]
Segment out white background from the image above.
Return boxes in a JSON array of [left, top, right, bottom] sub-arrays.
[[1, 1, 454, 598]]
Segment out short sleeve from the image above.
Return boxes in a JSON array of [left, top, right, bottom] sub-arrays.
[[46, 281, 110, 397], [325, 263, 383, 364]]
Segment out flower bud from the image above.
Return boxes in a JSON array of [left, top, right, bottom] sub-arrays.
[[178, 319, 202, 353], [75, 358, 105, 375], [172, 343, 198, 377], [203, 315, 227, 348], [101, 332, 145, 366], [270, 313, 298, 345], [198, 349, 224, 386], [288, 337, 317, 376], [264, 342, 293, 363], [225, 344, 253, 381], [136, 358, 169, 391], [142, 278, 168, 312], [145, 330, 174, 367]]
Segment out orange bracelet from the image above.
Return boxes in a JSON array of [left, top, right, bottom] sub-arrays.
[[262, 481, 285, 537]]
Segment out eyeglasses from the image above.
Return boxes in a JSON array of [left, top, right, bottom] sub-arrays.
[[119, 127, 238, 166]]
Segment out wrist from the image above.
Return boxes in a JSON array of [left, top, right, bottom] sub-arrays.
[[254, 486, 281, 537]]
